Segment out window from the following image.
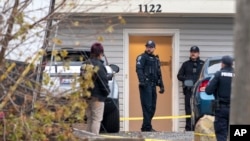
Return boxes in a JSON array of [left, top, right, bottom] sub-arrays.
[[207, 60, 222, 74], [207, 59, 235, 74]]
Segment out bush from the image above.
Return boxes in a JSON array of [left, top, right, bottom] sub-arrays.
[[0, 57, 95, 141]]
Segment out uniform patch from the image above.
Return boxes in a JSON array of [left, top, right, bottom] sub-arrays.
[[221, 72, 234, 77], [137, 56, 142, 65], [137, 56, 141, 61], [148, 40, 153, 44]]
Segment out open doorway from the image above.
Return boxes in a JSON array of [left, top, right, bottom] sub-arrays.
[[128, 36, 172, 131]]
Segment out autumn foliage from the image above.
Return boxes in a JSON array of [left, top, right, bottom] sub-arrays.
[[0, 0, 125, 140], [0, 49, 98, 140]]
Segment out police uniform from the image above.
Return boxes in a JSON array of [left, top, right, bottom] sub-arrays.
[[136, 40, 164, 132], [177, 46, 204, 131], [205, 56, 234, 141]]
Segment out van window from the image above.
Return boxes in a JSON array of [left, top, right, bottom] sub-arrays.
[[41, 50, 108, 71], [44, 51, 90, 65]]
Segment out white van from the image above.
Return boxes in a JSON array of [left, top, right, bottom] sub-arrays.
[[38, 48, 120, 133]]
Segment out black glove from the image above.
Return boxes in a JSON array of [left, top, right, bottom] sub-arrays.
[[139, 82, 146, 87], [159, 87, 165, 94]]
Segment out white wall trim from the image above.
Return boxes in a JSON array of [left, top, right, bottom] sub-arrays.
[[56, 0, 235, 14], [123, 29, 180, 131]]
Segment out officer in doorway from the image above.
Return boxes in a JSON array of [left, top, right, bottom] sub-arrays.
[[136, 40, 165, 132], [177, 46, 204, 131], [205, 55, 234, 141]]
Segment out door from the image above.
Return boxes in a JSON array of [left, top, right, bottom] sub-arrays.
[[129, 36, 172, 131]]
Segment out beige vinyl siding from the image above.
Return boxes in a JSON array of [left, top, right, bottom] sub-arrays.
[[49, 16, 233, 131]]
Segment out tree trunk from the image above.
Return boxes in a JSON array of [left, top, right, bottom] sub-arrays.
[[230, 0, 250, 124], [0, 0, 19, 65]]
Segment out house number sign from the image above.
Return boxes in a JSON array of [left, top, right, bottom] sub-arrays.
[[139, 4, 162, 13]]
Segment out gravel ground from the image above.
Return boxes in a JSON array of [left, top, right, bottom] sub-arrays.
[[72, 123, 194, 141], [73, 129, 194, 141], [103, 131, 194, 141]]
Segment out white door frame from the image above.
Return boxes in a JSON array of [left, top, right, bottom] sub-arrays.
[[123, 29, 180, 131]]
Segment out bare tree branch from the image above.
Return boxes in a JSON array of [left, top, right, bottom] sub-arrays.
[[0, 50, 42, 110], [0, 0, 66, 63], [2, 0, 12, 14], [17, 0, 31, 12], [0, 0, 20, 65]]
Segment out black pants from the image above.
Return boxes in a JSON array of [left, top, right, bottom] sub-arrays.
[[214, 106, 229, 141], [184, 88, 192, 131], [139, 84, 157, 131]]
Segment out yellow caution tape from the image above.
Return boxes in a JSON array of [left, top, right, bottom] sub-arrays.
[[194, 132, 216, 137], [118, 115, 216, 138], [120, 115, 191, 121], [101, 134, 169, 141], [100, 135, 124, 138]]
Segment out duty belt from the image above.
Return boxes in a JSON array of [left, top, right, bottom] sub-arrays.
[[145, 78, 157, 85]]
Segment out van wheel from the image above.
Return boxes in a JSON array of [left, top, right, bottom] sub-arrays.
[[101, 108, 120, 133]]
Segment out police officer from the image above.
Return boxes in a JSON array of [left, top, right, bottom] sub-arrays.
[[136, 40, 165, 132], [177, 46, 204, 131], [205, 55, 234, 141]]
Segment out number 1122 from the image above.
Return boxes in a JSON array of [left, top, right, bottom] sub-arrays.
[[139, 4, 162, 13]]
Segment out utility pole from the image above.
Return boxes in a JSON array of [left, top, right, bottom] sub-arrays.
[[230, 0, 250, 125]]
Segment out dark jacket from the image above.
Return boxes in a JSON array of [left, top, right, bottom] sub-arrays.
[[177, 57, 204, 85], [81, 58, 110, 102], [136, 51, 164, 88], [205, 67, 234, 105]]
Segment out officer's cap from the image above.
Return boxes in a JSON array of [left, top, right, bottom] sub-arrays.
[[190, 46, 200, 52], [221, 55, 233, 66], [145, 40, 156, 48]]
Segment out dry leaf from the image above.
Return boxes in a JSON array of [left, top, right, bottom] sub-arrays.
[[52, 38, 63, 45], [118, 15, 122, 20], [16, 13, 24, 25], [118, 16, 126, 24], [105, 25, 114, 33], [69, 2, 76, 8], [120, 18, 126, 24], [97, 36, 104, 42], [79, 56, 83, 61], [73, 21, 79, 26], [60, 49, 68, 58], [51, 50, 58, 56], [55, 55, 61, 61]]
